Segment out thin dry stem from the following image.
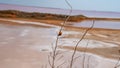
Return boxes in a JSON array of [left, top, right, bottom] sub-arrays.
[[70, 20, 95, 68], [50, 0, 72, 68]]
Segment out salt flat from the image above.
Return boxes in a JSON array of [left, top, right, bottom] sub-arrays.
[[0, 18, 120, 68]]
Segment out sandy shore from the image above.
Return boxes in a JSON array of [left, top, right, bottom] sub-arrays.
[[0, 18, 120, 68]]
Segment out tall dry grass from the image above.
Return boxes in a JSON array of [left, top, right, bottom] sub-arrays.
[[47, 0, 96, 68]]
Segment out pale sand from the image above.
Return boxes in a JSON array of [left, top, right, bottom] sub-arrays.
[[0, 18, 120, 68]]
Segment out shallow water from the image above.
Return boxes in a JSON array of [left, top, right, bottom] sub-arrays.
[[0, 4, 120, 18], [72, 20, 120, 29]]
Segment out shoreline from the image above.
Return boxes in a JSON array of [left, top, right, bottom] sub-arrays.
[[0, 18, 120, 31]]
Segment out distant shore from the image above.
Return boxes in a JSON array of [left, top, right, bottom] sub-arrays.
[[0, 10, 120, 22]]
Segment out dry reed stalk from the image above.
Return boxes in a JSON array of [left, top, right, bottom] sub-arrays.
[[70, 20, 95, 68], [49, 0, 72, 68]]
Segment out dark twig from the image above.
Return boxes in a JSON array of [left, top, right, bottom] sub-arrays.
[[70, 20, 95, 68], [51, 0, 72, 68]]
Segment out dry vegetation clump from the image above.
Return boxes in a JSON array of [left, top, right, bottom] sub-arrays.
[[0, 10, 86, 22]]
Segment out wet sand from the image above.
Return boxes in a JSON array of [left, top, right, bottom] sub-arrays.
[[0, 18, 120, 68]]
